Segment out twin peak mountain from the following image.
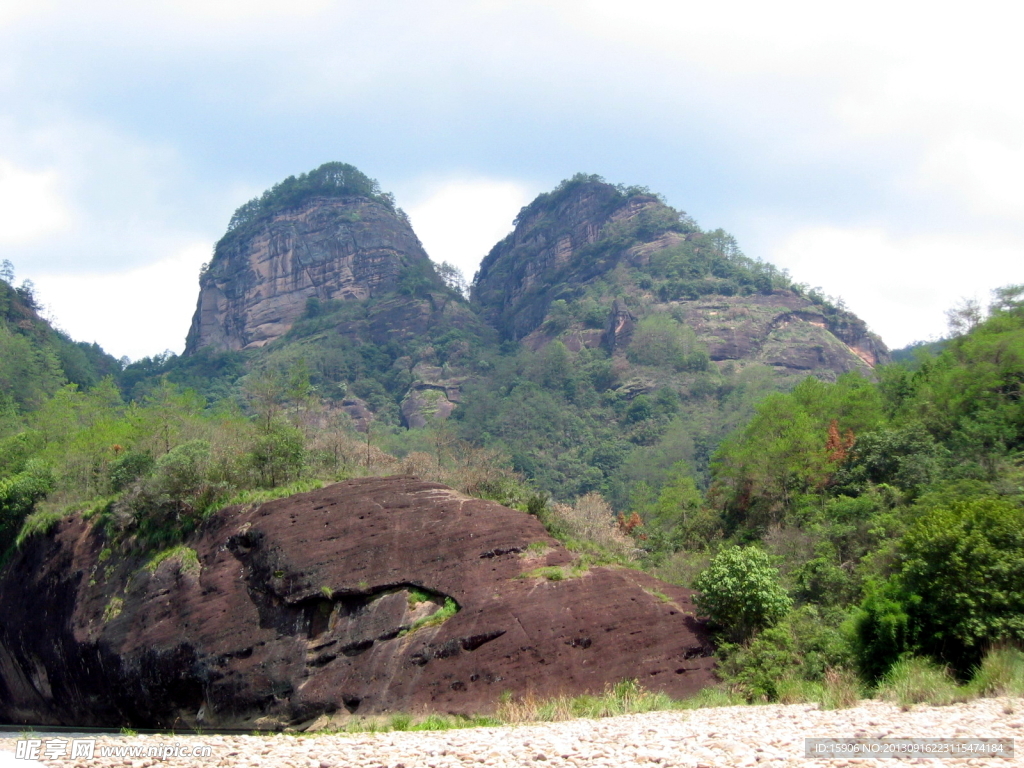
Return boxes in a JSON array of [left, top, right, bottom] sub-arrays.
[[185, 164, 887, 427]]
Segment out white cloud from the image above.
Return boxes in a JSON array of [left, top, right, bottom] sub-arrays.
[[575, 0, 1024, 223], [28, 243, 209, 361], [403, 177, 532, 284], [0, 0, 45, 27], [919, 133, 1024, 220], [0, 158, 70, 244], [164, 0, 331, 20], [770, 226, 1022, 349]]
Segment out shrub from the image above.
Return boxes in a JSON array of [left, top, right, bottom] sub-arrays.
[[851, 580, 910, 681], [246, 423, 305, 488], [0, 460, 55, 552], [112, 440, 220, 546], [717, 625, 800, 701], [109, 450, 155, 493], [717, 605, 854, 703], [854, 497, 1024, 679], [693, 546, 792, 641], [898, 498, 1024, 676], [625, 314, 708, 372], [546, 493, 636, 560]]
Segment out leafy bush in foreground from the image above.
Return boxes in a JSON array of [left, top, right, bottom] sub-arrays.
[[693, 546, 792, 642]]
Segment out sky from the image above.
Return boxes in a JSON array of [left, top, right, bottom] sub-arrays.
[[1, 0, 1021, 360]]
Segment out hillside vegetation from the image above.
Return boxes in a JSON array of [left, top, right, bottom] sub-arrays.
[[2, 167, 1023, 702]]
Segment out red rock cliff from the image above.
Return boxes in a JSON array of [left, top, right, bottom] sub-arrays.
[[0, 477, 715, 729]]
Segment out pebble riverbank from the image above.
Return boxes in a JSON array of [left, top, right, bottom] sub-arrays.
[[2, 697, 1021, 768]]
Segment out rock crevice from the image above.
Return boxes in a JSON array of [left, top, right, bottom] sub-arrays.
[[0, 477, 715, 729]]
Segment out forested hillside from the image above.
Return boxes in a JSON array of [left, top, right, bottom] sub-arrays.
[[0, 263, 120, 411], [2, 166, 1022, 701]]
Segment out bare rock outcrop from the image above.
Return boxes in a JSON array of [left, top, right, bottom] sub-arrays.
[[473, 177, 888, 376], [185, 197, 432, 352], [677, 293, 888, 374], [0, 477, 715, 729], [472, 179, 655, 342]]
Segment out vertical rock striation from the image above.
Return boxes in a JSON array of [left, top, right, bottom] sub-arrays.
[[185, 196, 432, 353], [472, 175, 889, 376]]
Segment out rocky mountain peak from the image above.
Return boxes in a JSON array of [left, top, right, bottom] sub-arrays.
[[472, 175, 668, 341], [472, 173, 888, 377], [185, 164, 433, 353]]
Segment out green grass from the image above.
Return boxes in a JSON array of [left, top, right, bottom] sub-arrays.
[[17, 496, 118, 547], [217, 479, 327, 512], [498, 678, 681, 723], [80, 496, 117, 520], [277, 648, 1024, 736], [398, 597, 459, 636], [320, 712, 502, 735], [144, 545, 201, 576], [102, 596, 124, 622], [965, 646, 1024, 697], [407, 587, 432, 608], [818, 667, 863, 709], [642, 586, 672, 603], [677, 687, 748, 709], [522, 565, 566, 581], [876, 657, 963, 708], [520, 562, 590, 581], [14, 508, 65, 547], [305, 679, 692, 733]]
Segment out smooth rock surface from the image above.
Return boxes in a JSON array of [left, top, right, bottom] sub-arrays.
[[0, 477, 715, 729]]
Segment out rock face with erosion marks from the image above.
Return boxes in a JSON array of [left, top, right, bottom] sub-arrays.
[[472, 176, 889, 378], [0, 477, 715, 729], [185, 196, 432, 352], [677, 293, 888, 373]]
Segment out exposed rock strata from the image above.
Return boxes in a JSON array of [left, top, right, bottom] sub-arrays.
[[0, 477, 714, 729], [475, 179, 888, 375], [677, 293, 888, 373], [400, 364, 465, 429], [185, 197, 432, 352], [473, 181, 653, 341]]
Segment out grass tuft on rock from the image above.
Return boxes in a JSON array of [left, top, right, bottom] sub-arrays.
[[398, 596, 458, 637], [14, 508, 64, 547], [144, 545, 201, 576]]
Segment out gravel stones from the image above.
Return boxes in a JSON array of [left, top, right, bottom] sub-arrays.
[[3, 696, 1019, 768]]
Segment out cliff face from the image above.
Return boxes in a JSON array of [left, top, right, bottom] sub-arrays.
[[185, 196, 432, 353], [0, 478, 714, 728], [473, 179, 655, 341], [473, 177, 889, 377], [185, 170, 886, 380]]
